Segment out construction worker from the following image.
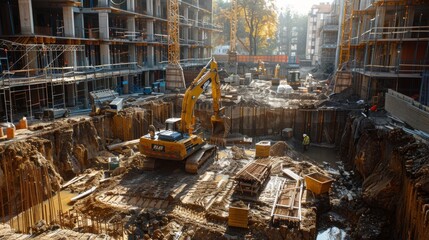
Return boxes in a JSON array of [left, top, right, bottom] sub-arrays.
[[302, 134, 310, 152]]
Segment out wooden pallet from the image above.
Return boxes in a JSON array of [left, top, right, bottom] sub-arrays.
[[271, 178, 303, 224], [235, 159, 271, 196]]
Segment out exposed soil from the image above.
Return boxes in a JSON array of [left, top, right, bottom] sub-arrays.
[[0, 91, 428, 240]]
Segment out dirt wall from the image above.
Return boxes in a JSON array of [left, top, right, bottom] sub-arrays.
[[339, 115, 429, 239]]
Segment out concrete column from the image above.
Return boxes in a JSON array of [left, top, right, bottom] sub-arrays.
[[27, 50, 38, 73], [144, 71, 150, 86], [127, 0, 134, 11], [129, 45, 136, 63], [146, 0, 153, 15], [63, 7, 75, 37], [128, 75, 134, 93], [155, 46, 161, 64], [155, 0, 161, 17], [66, 84, 75, 107], [183, 47, 189, 60], [75, 13, 84, 38], [98, 0, 108, 7], [184, 6, 189, 23], [193, 26, 199, 58], [100, 44, 110, 65], [147, 20, 154, 67], [127, 17, 135, 40], [137, 46, 143, 65], [18, 0, 34, 34], [99, 12, 109, 40], [147, 20, 154, 40], [63, 7, 78, 69], [183, 29, 189, 44]]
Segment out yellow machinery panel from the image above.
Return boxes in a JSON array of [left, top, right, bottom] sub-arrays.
[[139, 134, 204, 161]]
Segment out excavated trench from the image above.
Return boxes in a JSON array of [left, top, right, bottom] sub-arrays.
[[0, 100, 428, 239]]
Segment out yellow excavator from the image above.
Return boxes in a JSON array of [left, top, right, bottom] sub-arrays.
[[139, 58, 228, 173]]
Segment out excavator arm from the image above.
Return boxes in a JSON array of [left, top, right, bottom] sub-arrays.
[[180, 58, 226, 137]]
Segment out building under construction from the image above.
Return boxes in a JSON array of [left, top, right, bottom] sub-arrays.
[[335, 0, 429, 106], [0, 1, 429, 240], [0, 0, 218, 121]]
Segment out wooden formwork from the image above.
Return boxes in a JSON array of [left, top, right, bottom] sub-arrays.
[[271, 178, 303, 224], [235, 158, 271, 196], [228, 205, 249, 228]]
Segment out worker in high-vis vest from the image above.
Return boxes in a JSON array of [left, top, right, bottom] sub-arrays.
[[302, 134, 310, 151]]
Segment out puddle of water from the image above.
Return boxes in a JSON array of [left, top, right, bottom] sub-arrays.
[[317, 227, 347, 240]]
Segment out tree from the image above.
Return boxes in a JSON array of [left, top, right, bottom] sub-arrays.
[[239, 0, 277, 55], [212, 0, 230, 47], [212, 0, 247, 51]]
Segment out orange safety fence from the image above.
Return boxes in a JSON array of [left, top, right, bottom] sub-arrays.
[[237, 55, 289, 63]]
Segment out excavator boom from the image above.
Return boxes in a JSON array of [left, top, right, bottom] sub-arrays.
[[140, 58, 228, 173], [180, 58, 229, 139]]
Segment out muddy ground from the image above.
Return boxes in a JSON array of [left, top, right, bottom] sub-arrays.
[[0, 82, 428, 239]]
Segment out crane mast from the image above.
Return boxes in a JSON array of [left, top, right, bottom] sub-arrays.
[[166, 0, 186, 90], [168, 0, 180, 65], [228, 0, 238, 73]]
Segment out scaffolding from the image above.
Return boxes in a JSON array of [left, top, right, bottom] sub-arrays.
[[338, 0, 354, 70], [0, 39, 142, 121], [0, 39, 84, 121], [336, 0, 429, 100]]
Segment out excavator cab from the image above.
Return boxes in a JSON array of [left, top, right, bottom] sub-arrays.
[[165, 118, 181, 131]]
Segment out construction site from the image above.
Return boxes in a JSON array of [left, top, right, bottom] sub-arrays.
[[0, 0, 428, 239]]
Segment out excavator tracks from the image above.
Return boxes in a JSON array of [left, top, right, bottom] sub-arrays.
[[185, 144, 217, 174]]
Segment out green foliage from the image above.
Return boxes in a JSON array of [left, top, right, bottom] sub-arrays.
[[213, 0, 247, 49], [239, 0, 278, 55]]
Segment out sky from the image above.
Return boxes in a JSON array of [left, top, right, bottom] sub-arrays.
[[274, 0, 324, 15]]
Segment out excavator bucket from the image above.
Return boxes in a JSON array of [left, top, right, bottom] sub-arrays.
[[210, 116, 230, 146]]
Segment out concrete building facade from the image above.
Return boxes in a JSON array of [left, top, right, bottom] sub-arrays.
[[344, 0, 429, 104], [305, 2, 331, 66], [0, 0, 218, 121], [318, 0, 340, 72]]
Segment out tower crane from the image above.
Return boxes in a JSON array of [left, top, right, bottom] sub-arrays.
[[228, 0, 238, 66], [166, 0, 186, 90]]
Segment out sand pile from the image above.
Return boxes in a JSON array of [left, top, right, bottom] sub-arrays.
[[270, 141, 289, 156], [231, 146, 248, 160]]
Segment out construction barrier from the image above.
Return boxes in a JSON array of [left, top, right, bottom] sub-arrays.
[[304, 172, 334, 195], [237, 55, 288, 63], [255, 141, 271, 158]]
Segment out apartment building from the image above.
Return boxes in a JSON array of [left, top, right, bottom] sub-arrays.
[[319, 0, 341, 72], [0, 0, 217, 121], [305, 2, 331, 66], [343, 0, 429, 104]]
